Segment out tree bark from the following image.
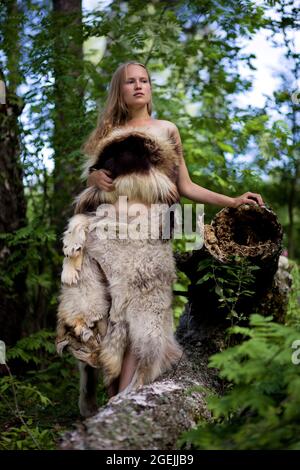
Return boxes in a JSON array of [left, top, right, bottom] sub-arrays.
[[51, 0, 85, 238], [60, 325, 226, 450], [0, 0, 28, 345], [176, 204, 286, 327], [0, 77, 27, 345], [59, 204, 289, 450]]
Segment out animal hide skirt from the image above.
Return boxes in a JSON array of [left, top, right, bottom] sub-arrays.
[[56, 213, 183, 389]]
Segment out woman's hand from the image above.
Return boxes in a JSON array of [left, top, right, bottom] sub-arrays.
[[87, 169, 115, 192], [232, 192, 265, 208]]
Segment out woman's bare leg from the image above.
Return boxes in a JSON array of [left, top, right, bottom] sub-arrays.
[[107, 377, 119, 398], [118, 344, 138, 393], [78, 362, 100, 417]]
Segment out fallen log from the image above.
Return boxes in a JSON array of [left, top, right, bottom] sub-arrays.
[[60, 204, 290, 450], [60, 330, 225, 450]]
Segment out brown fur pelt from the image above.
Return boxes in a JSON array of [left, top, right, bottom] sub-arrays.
[[56, 128, 184, 415], [74, 127, 181, 213]]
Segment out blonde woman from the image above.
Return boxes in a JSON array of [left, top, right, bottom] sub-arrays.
[[57, 61, 264, 416]]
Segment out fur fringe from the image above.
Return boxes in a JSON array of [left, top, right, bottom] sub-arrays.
[[56, 214, 183, 388]]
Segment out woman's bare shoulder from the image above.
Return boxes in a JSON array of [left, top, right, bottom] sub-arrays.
[[122, 119, 179, 140], [155, 119, 178, 131], [151, 120, 180, 141]]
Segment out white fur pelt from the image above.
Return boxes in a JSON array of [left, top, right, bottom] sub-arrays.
[[56, 128, 184, 415], [56, 213, 183, 394]]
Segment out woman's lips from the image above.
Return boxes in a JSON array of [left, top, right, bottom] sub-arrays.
[[133, 93, 144, 96]]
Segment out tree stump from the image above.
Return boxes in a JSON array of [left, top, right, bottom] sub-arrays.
[[176, 204, 287, 332], [59, 204, 291, 450]]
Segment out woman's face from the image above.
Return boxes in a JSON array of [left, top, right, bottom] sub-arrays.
[[121, 64, 152, 110]]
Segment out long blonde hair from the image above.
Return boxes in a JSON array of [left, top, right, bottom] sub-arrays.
[[82, 61, 153, 156]]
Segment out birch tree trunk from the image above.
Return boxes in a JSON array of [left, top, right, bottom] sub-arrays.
[[59, 204, 289, 450]]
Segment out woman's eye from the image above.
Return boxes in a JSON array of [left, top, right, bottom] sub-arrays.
[[126, 79, 148, 84]]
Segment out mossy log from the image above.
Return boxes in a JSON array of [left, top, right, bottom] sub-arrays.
[[60, 204, 290, 450], [60, 329, 225, 450]]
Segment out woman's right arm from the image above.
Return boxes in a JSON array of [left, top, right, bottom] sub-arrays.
[[87, 169, 115, 191]]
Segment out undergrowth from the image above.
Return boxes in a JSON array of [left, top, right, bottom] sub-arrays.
[[179, 259, 300, 450], [0, 330, 107, 450]]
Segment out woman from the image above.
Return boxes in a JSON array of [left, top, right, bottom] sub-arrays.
[[56, 61, 264, 416], [85, 61, 264, 394]]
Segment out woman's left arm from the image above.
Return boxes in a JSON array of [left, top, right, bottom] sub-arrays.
[[170, 124, 265, 208]]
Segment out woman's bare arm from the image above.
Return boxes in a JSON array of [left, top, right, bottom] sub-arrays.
[[170, 124, 264, 208]]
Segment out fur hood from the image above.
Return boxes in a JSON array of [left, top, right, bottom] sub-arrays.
[[75, 127, 181, 214]]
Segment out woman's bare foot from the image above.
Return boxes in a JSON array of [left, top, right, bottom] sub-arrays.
[[108, 395, 119, 404]]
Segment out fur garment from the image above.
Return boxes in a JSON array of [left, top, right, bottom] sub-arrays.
[[74, 126, 181, 213], [56, 127, 183, 394]]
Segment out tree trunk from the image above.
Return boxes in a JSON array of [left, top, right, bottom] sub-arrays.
[[177, 204, 286, 328], [60, 324, 226, 450], [0, 78, 27, 345], [46, 0, 86, 330], [0, 0, 28, 345], [51, 0, 85, 239], [59, 204, 289, 450]]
